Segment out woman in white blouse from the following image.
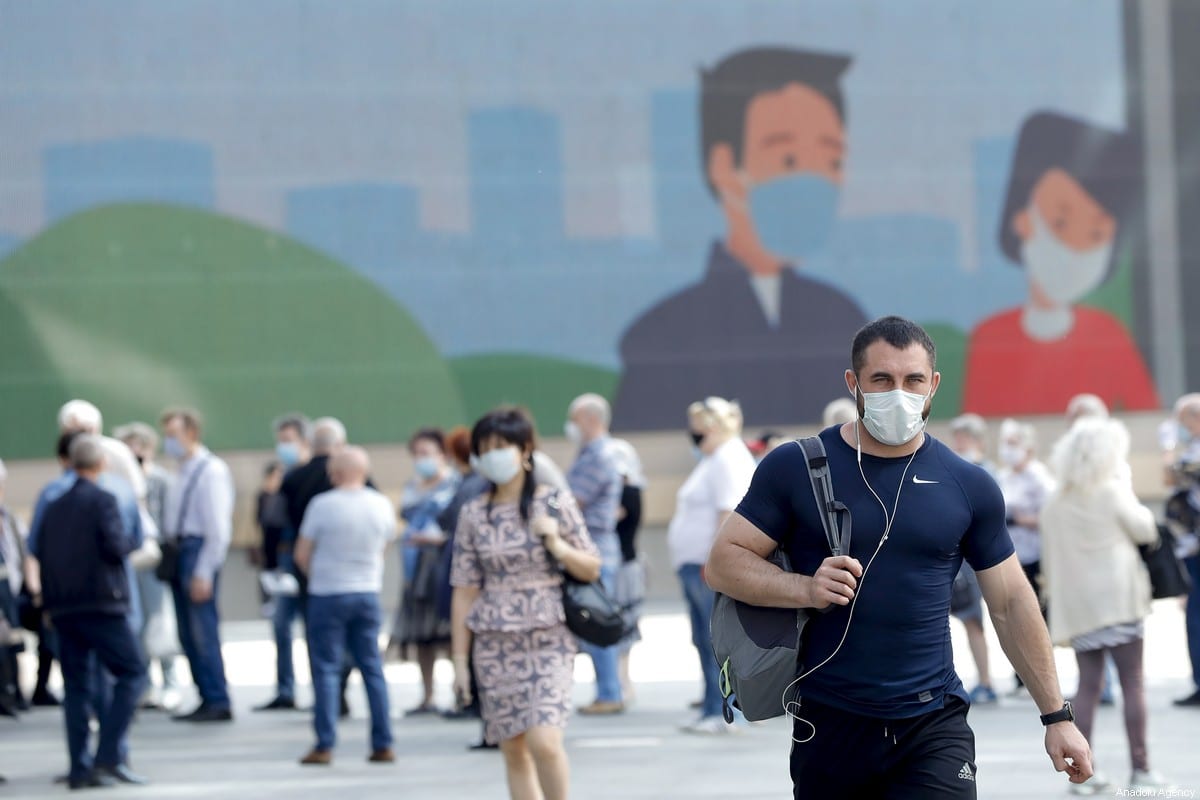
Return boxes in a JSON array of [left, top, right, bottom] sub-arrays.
[[667, 397, 757, 735]]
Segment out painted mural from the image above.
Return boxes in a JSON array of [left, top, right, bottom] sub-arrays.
[[0, 1, 1160, 457]]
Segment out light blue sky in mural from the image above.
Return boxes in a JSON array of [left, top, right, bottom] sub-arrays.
[[0, 0, 1126, 367]]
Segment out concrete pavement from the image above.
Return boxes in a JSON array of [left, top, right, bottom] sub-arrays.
[[2, 600, 1197, 799]]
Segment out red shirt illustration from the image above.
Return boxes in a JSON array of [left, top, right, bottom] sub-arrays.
[[963, 306, 1159, 415]]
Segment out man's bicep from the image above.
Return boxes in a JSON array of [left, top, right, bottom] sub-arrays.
[[713, 512, 778, 559]]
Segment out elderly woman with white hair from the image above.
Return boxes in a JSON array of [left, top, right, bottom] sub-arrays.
[[1041, 417, 1168, 793], [669, 397, 756, 735]]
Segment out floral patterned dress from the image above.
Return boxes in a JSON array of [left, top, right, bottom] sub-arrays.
[[450, 485, 597, 743]]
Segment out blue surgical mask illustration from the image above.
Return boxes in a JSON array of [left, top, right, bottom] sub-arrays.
[[745, 173, 840, 261]]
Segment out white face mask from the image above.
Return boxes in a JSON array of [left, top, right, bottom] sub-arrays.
[[471, 446, 522, 485], [999, 443, 1026, 468], [1021, 205, 1112, 306], [859, 387, 929, 446], [564, 421, 583, 445]]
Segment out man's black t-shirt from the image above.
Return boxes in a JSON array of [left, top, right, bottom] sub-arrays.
[[735, 426, 1014, 719]]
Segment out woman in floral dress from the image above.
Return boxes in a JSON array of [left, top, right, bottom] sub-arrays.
[[450, 407, 600, 800]]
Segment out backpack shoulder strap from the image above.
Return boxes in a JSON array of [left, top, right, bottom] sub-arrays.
[[796, 436, 850, 557]]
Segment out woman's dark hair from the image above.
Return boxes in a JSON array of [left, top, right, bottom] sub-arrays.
[[407, 427, 445, 454], [998, 111, 1138, 275], [470, 407, 538, 522]]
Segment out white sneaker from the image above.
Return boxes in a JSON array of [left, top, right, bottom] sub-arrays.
[[680, 716, 740, 735], [1129, 769, 1172, 789], [1068, 771, 1111, 796]]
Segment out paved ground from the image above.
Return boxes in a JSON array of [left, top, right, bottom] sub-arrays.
[[2, 600, 1198, 799]]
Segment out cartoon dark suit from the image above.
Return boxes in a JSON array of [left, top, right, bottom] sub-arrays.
[[613, 47, 867, 430]]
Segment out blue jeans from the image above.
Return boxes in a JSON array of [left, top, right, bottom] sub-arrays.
[[55, 612, 146, 780], [1186, 556, 1200, 690], [172, 537, 230, 709], [579, 536, 622, 703], [678, 564, 722, 719], [271, 550, 303, 700], [307, 593, 392, 752]]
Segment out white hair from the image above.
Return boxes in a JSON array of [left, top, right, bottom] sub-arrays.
[[58, 399, 103, 434], [822, 398, 858, 428], [998, 418, 1036, 450], [1174, 393, 1200, 418], [949, 413, 987, 442], [312, 417, 347, 452], [1066, 393, 1109, 424], [569, 393, 611, 428], [1051, 417, 1129, 494], [689, 397, 743, 436]]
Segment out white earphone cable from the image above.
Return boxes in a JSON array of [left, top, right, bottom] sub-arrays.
[[784, 420, 919, 744]]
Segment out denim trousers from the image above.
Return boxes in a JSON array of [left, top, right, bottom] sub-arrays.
[[306, 592, 392, 751], [678, 563, 722, 719]]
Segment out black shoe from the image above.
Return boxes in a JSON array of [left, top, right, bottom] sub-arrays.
[[173, 705, 233, 723], [442, 706, 480, 720], [31, 689, 61, 707], [254, 696, 297, 712], [68, 771, 116, 790], [468, 740, 498, 751], [1174, 689, 1200, 707], [95, 764, 148, 785]]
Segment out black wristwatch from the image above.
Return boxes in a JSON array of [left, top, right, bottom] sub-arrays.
[[1040, 701, 1075, 726]]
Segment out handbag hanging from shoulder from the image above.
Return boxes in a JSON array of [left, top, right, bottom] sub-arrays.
[[1140, 524, 1192, 600], [544, 493, 629, 647]]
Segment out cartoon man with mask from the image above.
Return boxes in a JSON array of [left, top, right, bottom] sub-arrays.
[[963, 112, 1159, 414], [612, 47, 867, 431]]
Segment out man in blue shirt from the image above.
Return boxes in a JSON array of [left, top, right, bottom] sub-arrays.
[[707, 316, 1094, 798], [564, 394, 625, 714]]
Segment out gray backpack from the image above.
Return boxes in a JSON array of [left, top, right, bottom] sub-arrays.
[[709, 435, 850, 722]]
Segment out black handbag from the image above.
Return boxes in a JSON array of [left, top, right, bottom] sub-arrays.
[[544, 492, 629, 647], [155, 539, 181, 584], [1140, 524, 1192, 600], [561, 573, 627, 647]]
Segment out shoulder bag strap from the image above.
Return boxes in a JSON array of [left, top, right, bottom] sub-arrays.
[[796, 436, 851, 557], [173, 457, 212, 539]]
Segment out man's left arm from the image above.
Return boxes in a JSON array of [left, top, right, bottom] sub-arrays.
[[976, 555, 1092, 785]]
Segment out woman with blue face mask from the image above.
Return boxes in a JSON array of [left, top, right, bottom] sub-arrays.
[[387, 427, 459, 715], [963, 111, 1159, 416]]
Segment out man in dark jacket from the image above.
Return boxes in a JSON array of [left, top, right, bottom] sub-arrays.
[[32, 435, 147, 789]]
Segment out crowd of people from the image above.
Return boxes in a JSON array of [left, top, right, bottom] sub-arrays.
[[0, 318, 1197, 797]]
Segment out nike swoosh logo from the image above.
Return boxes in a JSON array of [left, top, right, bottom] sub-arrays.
[[912, 476, 939, 484]]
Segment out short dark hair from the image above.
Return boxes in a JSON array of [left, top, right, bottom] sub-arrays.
[[700, 46, 852, 197], [408, 427, 445, 454], [851, 316, 937, 375], [273, 413, 311, 442], [470, 407, 538, 522], [56, 430, 84, 461], [998, 112, 1138, 275]]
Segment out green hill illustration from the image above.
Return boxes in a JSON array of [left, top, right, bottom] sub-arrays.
[[0, 203, 465, 458]]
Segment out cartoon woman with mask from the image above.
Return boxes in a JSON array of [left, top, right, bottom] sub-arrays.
[[963, 112, 1159, 415]]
